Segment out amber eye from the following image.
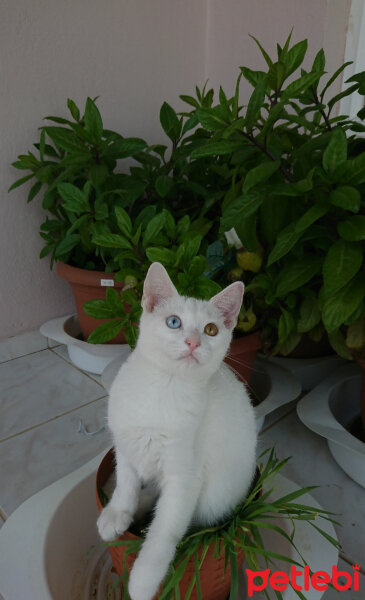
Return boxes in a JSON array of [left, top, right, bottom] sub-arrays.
[[204, 322, 218, 336]]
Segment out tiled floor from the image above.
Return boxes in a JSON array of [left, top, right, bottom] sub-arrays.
[[0, 329, 364, 598]]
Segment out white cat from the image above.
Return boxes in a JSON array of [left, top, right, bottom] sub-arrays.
[[97, 262, 257, 600]]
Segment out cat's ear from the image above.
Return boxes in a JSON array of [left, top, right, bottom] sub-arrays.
[[210, 282, 244, 329], [142, 262, 178, 312]]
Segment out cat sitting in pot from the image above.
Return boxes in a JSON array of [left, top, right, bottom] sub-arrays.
[[97, 262, 257, 600]]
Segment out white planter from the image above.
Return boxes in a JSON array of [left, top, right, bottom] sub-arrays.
[[0, 454, 338, 600], [101, 356, 302, 432], [263, 353, 345, 392], [40, 315, 130, 375], [297, 363, 365, 488]]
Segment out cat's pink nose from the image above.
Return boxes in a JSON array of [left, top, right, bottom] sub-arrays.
[[185, 337, 200, 351]]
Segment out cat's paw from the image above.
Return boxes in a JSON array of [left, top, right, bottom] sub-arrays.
[[128, 562, 158, 600], [97, 505, 132, 541]]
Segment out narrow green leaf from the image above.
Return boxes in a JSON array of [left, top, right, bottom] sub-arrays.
[[249, 35, 273, 67], [84, 97, 103, 141], [268, 225, 302, 265], [322, 275, 365, 332], [294, 203, 328, 233], [221, 193, 263, 232], [57, 182, 89, 213], [83, 299, 115, 319], [92, 233, 133, 249], [54, 234, 80, 258], [245, 76, 267, 131], [115, 206, 132, 238], [160, 101, 181, 141], [330, 186, 361, 212], [275, 258, 321, 297], [8, 173, 34, 192], [298, 296, 321, 333]]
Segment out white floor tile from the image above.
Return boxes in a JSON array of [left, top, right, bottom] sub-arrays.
[[51, 344, 103, 384], [0, 349, 105, 441], [0, 398, 111, 515], [260, 411, 365, 566], [0, 330, 47, 363]]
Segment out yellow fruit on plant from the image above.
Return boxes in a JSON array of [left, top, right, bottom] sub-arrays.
[[236, 307, 257, 332], [124, 275, 138, 287], [236, 248, 263, 273], [227, 267, 244, 282]]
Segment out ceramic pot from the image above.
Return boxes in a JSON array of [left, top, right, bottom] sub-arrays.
[[57, 261, 126, 343], [96, 449, 245, 600], [225, 331, 262, 385]]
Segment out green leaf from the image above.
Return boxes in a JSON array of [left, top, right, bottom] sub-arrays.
[[179, 232, 202, 263], [268, 224, 302, 265], [67, 98, 80, 121], [298, 296, 321, 333], [27, 180, 42, 203], [284, 40, 308, 77], [84, 97, 103, 141], [245, 76, 267, 131], [83, 299, 115, 319], [43, 127, 87, 154], [124, 324, 139, 349], [143, 212, 166, 247], [87, 320, 124, 344], [323, 240, 363, 292], [338, 152, 365, 185], [115, 206, 132, 238], [249, 35, 273, 67], [160, 102, 181, 142], [311, 48, 325, 73], [337, 215, 365, 241], [294, 203, 329, 233], [243, 161, 280, 193], [104, 137, 147, 159], [57, 182, 89, 213], [330, 186, 361, 212], [8, 173, 34, 192], [191, 140, 241, 158], [145, 247, 176, 266], [234, 214, 258, 252], [275, 258, 321, 297], [328, 329, 352, 360], [179, 94, 200, 108], [322, 276, 365, 332], [322, 128, 347, 174], [220, 192, 263, 232], [278, 309, 294, 344], [155, 175, 174, 198], [195, 108, 227, 131], [105, 287, 126, 318], [239, 67, 266, 87], [320, 61, 352, 100], [54, 234, 80, 258], [92, 233, 133, 249], [282, 71, 322, 98]]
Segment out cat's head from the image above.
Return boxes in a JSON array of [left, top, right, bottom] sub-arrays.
[[137, 263, 244, 378]]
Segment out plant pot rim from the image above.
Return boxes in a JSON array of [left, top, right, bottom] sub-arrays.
[[56, 260, 124, 287]]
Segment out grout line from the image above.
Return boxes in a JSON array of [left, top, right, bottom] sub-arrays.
[[339, 552, 365, 576], [0, 507, 7, 522], [0, 394, 107, 444], [49, 346, 105, 388], [0, 346, 49, 366]]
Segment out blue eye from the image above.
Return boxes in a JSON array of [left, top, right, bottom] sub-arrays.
[[166, 315, 181, 329]]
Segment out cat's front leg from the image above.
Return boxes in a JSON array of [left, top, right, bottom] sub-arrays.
[[97, 449, 140, 542], [128, 476, 200, 600]]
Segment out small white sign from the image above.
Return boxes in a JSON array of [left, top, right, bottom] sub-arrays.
[[100, 279, 114, 287]]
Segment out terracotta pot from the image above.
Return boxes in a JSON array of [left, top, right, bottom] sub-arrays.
[[56, 261, 126, 344], [224, 331, 262, 385], [96, 449, 246, 600]]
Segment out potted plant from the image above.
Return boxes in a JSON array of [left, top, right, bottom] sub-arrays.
[[9, 97, 148, 342], [96, 447, 339, 599]]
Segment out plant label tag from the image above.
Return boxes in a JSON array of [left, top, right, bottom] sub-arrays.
[[100, 279, 114, 287]]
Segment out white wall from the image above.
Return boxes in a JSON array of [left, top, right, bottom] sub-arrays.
[[0, 0, 351, 339]]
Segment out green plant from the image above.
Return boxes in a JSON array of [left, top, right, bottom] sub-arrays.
[[101, 449, 340, 600], [9, 97, 148, 270], [84, 205, 221, 346], [177, 33, 365, 360]]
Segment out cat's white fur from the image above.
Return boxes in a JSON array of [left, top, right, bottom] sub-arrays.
[[97, 263, 257, 600]]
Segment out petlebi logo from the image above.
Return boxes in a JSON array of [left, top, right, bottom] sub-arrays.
[[246, 564, 361, 596]]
